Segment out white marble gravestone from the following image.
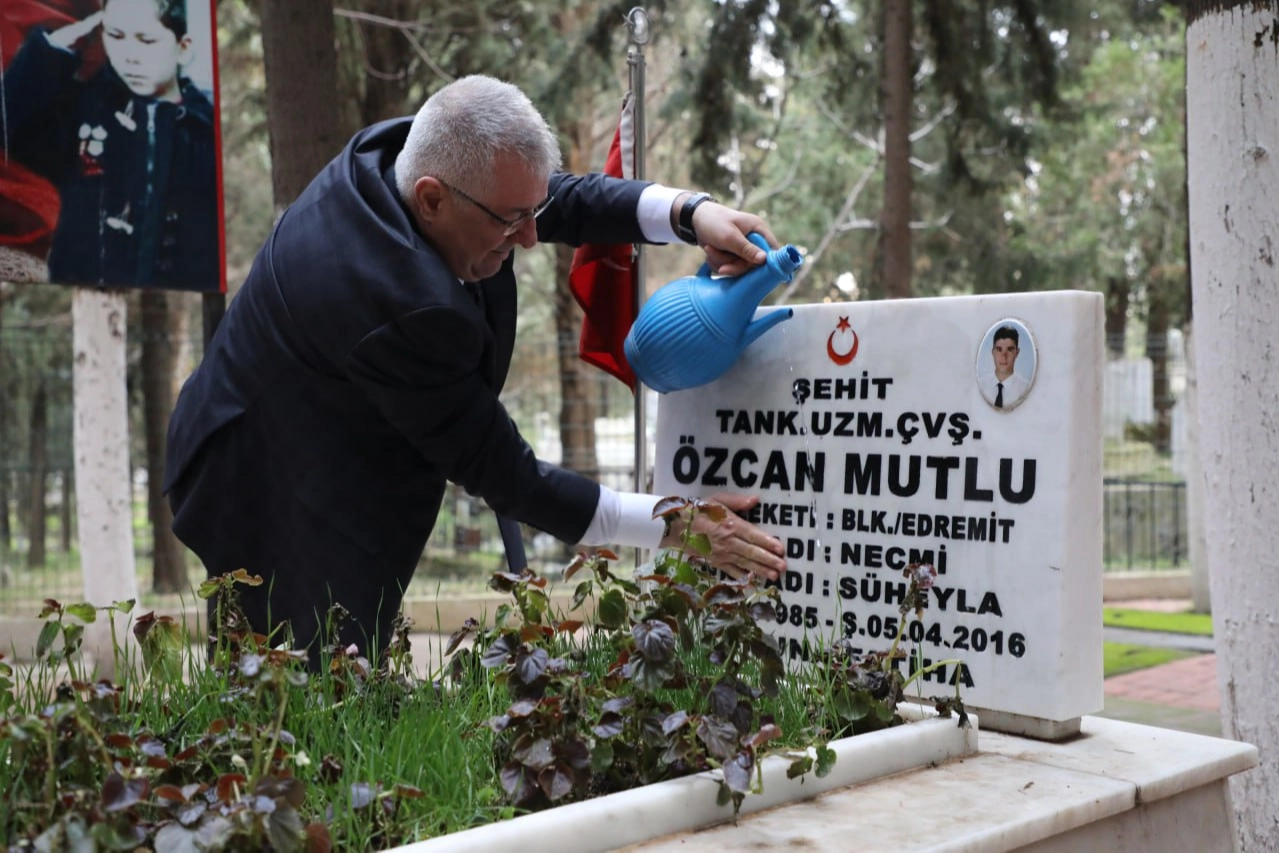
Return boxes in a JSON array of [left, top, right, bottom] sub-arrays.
[[653, 291, 1104, 737]]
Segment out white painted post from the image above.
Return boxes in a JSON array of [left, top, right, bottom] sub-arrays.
[[72, 289, 137, 677], [1186, 2, 1279, 849]]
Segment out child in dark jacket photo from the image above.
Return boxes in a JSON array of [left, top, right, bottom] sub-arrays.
[[1, 0, 220, 291]]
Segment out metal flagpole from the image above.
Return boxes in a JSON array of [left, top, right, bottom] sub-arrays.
[[627, 8, 649, 505]]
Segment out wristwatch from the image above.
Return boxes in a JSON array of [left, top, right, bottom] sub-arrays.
[[676, 192, 715, 245]]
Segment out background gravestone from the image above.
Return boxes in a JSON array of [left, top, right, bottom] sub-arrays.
[[654, 291, 1104, 738]]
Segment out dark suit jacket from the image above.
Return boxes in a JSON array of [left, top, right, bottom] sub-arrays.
[[164, 117, 651, 661]]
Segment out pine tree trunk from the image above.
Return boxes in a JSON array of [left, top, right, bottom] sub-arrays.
[[1104, 276, 1129, 358], [1185, 2, 1279, 848], [60, 469, 73, 552], [260, 0, 343, 209], [878, 0, 913, 300], [1145, 285, 1171, 454], [26, 379, 47, 569], [140, 290, 187, 593]]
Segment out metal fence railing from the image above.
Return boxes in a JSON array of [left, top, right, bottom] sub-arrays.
[[1103, 478, 1187, 571]]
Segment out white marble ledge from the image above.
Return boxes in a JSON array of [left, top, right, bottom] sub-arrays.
[[624, 716, 1259, 853], [980, 715, 1259, 804], [625, 751, 1136, 853]]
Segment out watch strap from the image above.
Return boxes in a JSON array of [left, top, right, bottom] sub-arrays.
[[676, 192, 715, 245]]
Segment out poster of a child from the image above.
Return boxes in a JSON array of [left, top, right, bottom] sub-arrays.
[[0, 0, 223, 291]]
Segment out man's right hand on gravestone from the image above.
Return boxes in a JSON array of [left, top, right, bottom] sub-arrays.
[[658, 492, 786, 582]]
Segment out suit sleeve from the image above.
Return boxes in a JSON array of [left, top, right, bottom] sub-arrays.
[[344, 304, 600, 543], [536, 171, 651, 247]]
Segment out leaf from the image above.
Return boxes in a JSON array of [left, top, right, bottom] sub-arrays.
[[499, 761, 538, 806], [194, 817, 234, 849], [703, 583, 745, 606], [696, 716, 740, 761], [105, 733, 134, 749], [570, 579, 594, 611], [833, 689, 870, 722], [661, 710, 690, 735], [601, 696, 634, 714], [154, 823, 200, 853], [38, 599, 62, 619], [319, 755, 343, 784], [743, 723, 782, 749], [652, 496, 690, 519], [709, 680, 737, 718], [815, 744, 837, 777], [304, 822, 333, 853], [590, 739, 615, 774], [555, 619, 584, 634], [626, 655, 673, 693], [692, 500, 728, 522], [65, 603, 97, 624], [230, 569, 264, 586], [197, 579, 222, 600], [722, 750, 754, 794], [176, 801, 207, 826], [393, 783, 425, 799], [632, 620, 676, 664], [786, 754, 814, 778], [563, 553, 588, 581], [349, 782, 380, 810], [538, 763, 576, 801], [512, 736, 555, 771], [592, 712, 625, 739], [443, 618, 477, 656], [513, 647, 550, 685], [557, 737, 592, 770], [596, 548, 620, 561], [35, 620, 59, 660], [687, 532, 713, 557], [507, 698, 538, 718], [154, 784, 188, 802], [267, 804, 305, 853], [101, 772, 149, 812], [215, 773, 246, 803], [480, 633, 517, 669], [111, 598, 136, 614], [597, 589, 628, 630]]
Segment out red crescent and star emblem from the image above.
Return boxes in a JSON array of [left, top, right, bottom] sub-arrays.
[[826, 316, 858, 365]]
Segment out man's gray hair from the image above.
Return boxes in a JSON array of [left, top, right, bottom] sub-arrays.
[[394, 75, 562, 206]]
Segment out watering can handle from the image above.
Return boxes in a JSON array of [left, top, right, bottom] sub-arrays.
[[695, 231, 775, 278]]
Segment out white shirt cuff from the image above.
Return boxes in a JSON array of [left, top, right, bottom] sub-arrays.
[[637, 184, 685, 245], [579, 486, 665, 549]]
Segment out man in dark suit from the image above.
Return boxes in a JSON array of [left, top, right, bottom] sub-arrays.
[[165, 75, 787, 665]]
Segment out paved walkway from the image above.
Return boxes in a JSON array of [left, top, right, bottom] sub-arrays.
[[1098, 599, 1222, 736]]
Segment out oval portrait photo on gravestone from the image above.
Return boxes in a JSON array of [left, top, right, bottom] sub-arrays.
[[976, 317, 1037, 412], [0, 0, 224, 292]]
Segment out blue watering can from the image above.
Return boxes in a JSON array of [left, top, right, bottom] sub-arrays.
[[625, 232, 801, 393]]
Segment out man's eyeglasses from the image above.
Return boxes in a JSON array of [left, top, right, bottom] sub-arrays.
[[439, 180, 554, 236]]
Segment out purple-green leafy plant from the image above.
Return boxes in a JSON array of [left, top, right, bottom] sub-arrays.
[[449, 496, 834, 815]]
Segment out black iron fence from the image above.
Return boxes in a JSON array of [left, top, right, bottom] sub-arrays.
[[1103, 478, 1187, 570]]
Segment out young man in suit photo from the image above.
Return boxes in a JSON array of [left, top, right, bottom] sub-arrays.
[[165, 75, 788, 666]]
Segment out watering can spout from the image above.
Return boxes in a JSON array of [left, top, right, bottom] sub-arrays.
[[740, 307, 794, 348]]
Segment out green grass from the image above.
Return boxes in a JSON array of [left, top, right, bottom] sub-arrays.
[[1103, 608, 1214, 636], [1104, 642, 1196, 678]]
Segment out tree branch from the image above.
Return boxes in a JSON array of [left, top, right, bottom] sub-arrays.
[[775, 161, 879, 305]]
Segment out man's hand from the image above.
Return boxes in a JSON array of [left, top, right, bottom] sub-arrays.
[[670, 194, 779, 276], [658, 492, 786, 582]]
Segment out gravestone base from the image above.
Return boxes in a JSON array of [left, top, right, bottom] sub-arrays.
[[967, 706, 1082, 742]]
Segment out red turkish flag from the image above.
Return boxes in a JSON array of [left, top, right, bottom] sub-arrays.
[[569, 93, 637, 389]]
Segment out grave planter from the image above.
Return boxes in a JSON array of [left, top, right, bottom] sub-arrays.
[[390, 704, 978, 853]]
